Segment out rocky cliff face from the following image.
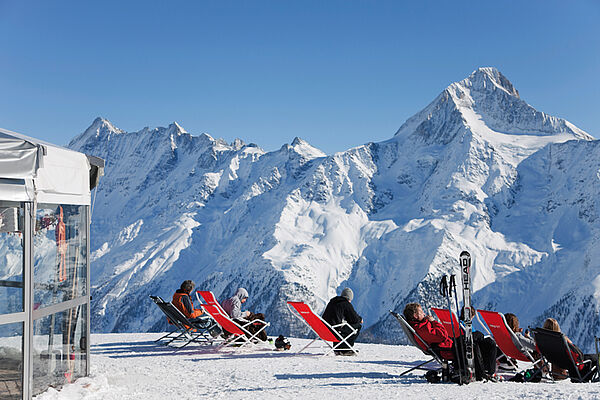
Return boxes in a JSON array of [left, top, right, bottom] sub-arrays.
[[69, 67, 600, 351]]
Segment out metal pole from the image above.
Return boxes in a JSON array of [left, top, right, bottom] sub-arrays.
[[85, 205, 90, 376], [22, 202, 34, 400]]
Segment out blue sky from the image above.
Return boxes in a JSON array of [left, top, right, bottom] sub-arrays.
[[1, 1, 598, 154]]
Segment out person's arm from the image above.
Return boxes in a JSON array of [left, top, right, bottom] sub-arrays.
[[229, 298, 243, 319], [180, 295, 202, 318], [417, 320, 450, 344], [343, 303, 362, 325], [516, 332, 536, 353]]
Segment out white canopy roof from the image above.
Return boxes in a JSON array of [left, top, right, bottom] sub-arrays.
[[0, 128, 97, 205]]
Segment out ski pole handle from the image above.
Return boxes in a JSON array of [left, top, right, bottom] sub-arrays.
[[449, 274, 456, 297], [439, 275, 448, 297]]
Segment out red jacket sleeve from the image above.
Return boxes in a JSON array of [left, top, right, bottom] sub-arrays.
[[415, 320, 450, 345]]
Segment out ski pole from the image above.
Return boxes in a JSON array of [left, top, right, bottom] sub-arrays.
[[449, 274, 466, 383], [440, 275, 463, 384]]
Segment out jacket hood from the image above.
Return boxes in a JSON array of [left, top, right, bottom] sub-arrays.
[[235, 287, 248, 300]]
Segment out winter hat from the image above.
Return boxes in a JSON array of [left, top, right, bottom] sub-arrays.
[[236, 287, 249, 300], [341, 288, 354, 302]]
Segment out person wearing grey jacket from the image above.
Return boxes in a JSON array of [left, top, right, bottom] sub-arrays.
[[222, 287, 268, 341], [222, 288, 250, 319]]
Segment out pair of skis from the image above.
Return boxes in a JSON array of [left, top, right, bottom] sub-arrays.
[[439, 251, 475, 384]]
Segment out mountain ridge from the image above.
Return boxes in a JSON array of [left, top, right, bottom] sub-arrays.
[[70, 67, 600, 351]]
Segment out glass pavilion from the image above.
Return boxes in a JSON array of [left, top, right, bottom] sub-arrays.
[[0, 128, 103, 399]]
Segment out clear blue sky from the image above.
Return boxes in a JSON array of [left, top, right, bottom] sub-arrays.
[[1, 1, 598, 154]]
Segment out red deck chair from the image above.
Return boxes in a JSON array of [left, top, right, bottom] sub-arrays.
[[196, 290, 228, 314], [287, 301, 358, 356], [431, 307, 462, 338], [201, 304, 269, 349], [478, 309, 545, 379]]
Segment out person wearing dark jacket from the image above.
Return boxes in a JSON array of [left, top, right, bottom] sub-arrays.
[[172, 280, 212, 328], [322, 288, 362, 355]]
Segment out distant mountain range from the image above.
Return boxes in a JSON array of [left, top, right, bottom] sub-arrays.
[[69, 67, 600, 351]]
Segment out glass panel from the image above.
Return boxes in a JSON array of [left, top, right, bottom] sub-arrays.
[[0, 322, 24, 400], [32, 305, 87, 396], [34, 204, 87, 308], [0, 202, 24, 315]]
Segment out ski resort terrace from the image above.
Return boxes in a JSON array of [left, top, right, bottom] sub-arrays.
[[33, 333, 600, 400]]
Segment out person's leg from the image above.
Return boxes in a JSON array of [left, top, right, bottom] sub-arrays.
[[190, 316, 211, 329], [477, 336, 498, 375], [582, 354, 599, 381], [239, 314, 268, 341], [250, 313, 268, 341], [233, 318, 254, 341], [334, 323, 361, 353], [346, 323, 362, 347]]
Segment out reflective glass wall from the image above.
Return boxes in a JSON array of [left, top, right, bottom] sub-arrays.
[[34, 204, 87, 308], [0, 202, 24, 400], [0, 202, 24, 314], [31, 204, 88, 397], [32, 306, 87, 395], [0, 322, 23, 400], [0, 201, 90, 399]]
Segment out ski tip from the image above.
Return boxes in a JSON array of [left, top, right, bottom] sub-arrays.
[[459, 250, 470, 257]]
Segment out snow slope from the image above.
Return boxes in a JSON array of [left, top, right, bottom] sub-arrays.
[[35, 333, 600, 400], [67, 67, 600, 350]]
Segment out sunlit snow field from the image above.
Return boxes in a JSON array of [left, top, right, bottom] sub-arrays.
[[34, 333, 600, 400]]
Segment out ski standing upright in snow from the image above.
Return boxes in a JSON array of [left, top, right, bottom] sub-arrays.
[[460, 251, 476, 383]]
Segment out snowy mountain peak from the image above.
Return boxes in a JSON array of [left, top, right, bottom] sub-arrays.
[[86, 117, 123, 137], [168, 121, 187, 135], [68, 117, 123, 148], [287, 137, 326, 159], [461, 67, 520, 98], [395, 67, 592, 142], [231, 138, 246, 150]]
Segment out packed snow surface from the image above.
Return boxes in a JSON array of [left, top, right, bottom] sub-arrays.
[[35, 333, 600, 400]]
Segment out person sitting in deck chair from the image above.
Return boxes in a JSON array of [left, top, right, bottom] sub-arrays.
[[222, 288, 268, 341], [322, 288, 363, 355], [172, 280, 214, 329], [404, 303, 454, 359], [542, 317, 598, 381], [404, 302, 496, 380], [499, 312, 540, 377], [504, 313, 537, 353]]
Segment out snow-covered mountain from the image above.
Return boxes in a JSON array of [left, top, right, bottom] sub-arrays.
[[69, 67, 600, 350]]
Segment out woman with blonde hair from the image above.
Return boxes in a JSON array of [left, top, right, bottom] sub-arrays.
[[541, 317, 598, 381], [542, 318, 560, 333], [541, 318, 568, 380]]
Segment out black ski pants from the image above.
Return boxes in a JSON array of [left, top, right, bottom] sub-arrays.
[[334, 322, 362, 349], [453, 332, 497, 379]]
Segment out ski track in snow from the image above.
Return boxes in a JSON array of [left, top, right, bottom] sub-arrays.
[[34, 333, 600, 400]]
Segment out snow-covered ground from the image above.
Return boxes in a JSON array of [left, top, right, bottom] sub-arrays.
[[35, 333, 600, 399]]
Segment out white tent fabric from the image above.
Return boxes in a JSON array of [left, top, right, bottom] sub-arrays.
[[0, 128, 92, 205]]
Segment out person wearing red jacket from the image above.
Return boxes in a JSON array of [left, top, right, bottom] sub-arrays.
[[404, 302, 497, 380], [403, 302, 454, 360]]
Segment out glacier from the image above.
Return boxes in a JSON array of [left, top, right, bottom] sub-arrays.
[[68, 67, 600, 351]]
